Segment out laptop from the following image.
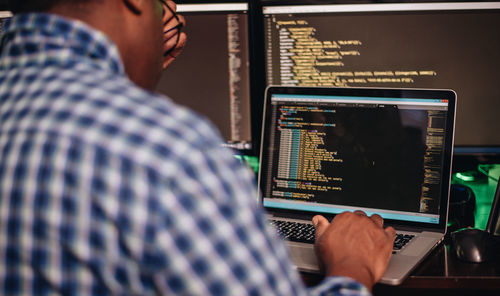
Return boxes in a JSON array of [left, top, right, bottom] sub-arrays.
[[258, 86, 456, 285]]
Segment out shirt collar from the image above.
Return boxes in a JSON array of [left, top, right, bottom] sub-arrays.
[[1, 13, 125, 75]]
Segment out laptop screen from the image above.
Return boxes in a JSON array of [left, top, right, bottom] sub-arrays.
[[259, 87, 455, 226]]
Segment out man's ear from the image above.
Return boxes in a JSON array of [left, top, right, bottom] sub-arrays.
[[123, 0, 144, 15]]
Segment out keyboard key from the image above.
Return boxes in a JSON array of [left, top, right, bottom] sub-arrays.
[[270, 220, 316, 244], [393, 233, 415, 251]]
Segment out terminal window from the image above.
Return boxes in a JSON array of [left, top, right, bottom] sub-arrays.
[[262, 98, 449, 215], [157, 3, 252, 150], [263, 3, 500, 148]]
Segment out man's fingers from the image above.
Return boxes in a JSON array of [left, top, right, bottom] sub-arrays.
[[369, 214, 384, 228], [162, 0, 178, 22], [165, 0, 177, 11], [163, 32, 184, 52], [177, 14, 186, 27], [161, 0, 185, 62], [384, 226, 396, 239], [162, 32, 187, 69], [164, 13, 185, 31], [168, 32, 186, 52], [353, 210, 367, 217], [312, 215, 330, 240], [164, 14, 185, 40]]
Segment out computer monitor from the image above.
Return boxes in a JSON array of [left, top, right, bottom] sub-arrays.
[[0, 10, 11, 31], [259, 1, 500, 156], [156, 1, 254, 152]]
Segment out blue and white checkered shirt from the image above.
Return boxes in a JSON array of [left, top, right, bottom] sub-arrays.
[[0, 13, 369, 295]]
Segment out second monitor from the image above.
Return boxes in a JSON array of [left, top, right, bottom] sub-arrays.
[[156, 2, 252, 151], [261, 1, 500, 152]]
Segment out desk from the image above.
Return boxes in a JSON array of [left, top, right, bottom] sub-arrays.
[[301, 240, 500, 295], [299, 163, 500, 293]]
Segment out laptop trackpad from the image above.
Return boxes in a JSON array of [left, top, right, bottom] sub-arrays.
[[288, 242, 320, 272]]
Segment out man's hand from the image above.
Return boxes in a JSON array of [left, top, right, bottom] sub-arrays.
[[313, 211, 396, 291], [161, 0, 187, 69]]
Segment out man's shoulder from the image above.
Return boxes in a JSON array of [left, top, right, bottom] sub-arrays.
[[18, 63, 225, 171], [87, 71, 222, 153]]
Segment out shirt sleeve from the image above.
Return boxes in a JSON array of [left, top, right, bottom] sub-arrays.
[[309, 277, 371, 296]]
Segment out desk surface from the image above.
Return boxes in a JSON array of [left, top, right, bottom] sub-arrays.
[[392, 241, 500, 287], [301, 240, 500, 295]]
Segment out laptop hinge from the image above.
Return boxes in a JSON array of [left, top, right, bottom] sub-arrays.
[[389, 225, 424, 232]]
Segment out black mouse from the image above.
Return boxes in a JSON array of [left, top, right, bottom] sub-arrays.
[[450, 228, 493, 263]]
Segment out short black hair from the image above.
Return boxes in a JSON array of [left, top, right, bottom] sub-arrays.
[[6, 0, 92, 13], [7, 0, 61, 13]]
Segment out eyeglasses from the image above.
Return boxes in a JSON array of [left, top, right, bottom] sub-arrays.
[[159, 0, 183, 57]]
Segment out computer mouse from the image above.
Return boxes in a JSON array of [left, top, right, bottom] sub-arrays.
[[450, 228, 492, 263]]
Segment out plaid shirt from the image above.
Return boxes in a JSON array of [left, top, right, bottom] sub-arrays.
[[0, 13, 369, 295]]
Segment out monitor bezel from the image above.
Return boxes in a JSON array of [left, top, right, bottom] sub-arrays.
[[258, 86, 456, 232]]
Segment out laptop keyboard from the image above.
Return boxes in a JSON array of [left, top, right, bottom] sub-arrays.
[[270, 220, 316, 244], [270, 220, 415, 250], [393, 233, 415, 251]]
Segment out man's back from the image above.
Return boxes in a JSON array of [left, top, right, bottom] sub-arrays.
[[0, 13, 309, 295]]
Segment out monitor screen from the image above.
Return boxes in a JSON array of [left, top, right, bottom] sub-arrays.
[[156, 2, 253, 151], [261, 2, 500, 153], [259, 87, 455, 226]]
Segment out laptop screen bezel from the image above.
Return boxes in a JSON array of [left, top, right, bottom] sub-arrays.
[[258, 86, 456, 233]]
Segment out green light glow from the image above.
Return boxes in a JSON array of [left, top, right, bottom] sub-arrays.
[[243, 156, 260, 173], [455, 172, 475, 182], [452, 165, 500, 230], [234, 155, 260, 173]]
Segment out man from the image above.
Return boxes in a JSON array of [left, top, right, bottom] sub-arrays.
[[0, 0, 395, 294]]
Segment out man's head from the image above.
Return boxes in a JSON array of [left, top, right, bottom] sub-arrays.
[[7, 0, 181, 90]]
